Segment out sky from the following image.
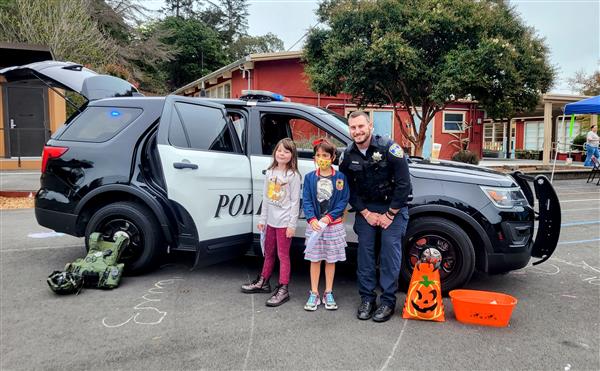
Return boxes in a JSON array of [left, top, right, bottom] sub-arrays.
[[143, 0, 599, 94]]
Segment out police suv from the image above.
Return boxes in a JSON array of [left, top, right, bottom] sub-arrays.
[[1, 61, 561, 291]]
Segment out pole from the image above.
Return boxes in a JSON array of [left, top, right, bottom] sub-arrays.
[[551, 114, 566, 183]]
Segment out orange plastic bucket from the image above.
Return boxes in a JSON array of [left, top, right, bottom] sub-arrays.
[[449, 289, 518, 327]]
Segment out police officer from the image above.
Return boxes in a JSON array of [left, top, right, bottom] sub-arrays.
[[339, 110, 411, 322]]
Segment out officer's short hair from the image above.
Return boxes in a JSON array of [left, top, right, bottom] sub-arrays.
[[348, 110, 370, 123]]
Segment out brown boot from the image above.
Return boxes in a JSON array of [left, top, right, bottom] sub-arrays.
[[266, 284, 289, 307], [241, 275, 271, 293]]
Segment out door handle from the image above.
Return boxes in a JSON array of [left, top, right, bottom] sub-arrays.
[[173, 162, 198, 170], [10, 119, 16, 129]]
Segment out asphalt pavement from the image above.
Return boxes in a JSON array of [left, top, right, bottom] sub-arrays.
[[1, 179, 599, 370]]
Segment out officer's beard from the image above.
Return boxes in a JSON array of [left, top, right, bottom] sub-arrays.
[[354, 130, 372, 146]]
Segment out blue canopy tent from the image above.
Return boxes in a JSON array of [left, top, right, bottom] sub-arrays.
[[551, 95, 600, 181], [564, 95, 600, 115]]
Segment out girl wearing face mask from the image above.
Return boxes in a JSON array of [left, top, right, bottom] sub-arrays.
[[301, 138, 350, 311]]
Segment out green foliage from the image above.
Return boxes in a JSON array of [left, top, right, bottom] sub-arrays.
[[304, 0, 555, 155], [568, 69, 600, 96], [230, 33, 285, 59], [571, 134, 587, 151], [149, 16, 226, 90], [451, 150, 479, 164], [0, 0, 117, 67], [163, 0, 201, 18]]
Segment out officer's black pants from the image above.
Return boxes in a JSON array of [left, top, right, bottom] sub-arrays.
[[354, 206, 408, 307]]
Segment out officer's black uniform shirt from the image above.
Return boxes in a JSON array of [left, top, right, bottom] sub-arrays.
[[339, 135, 411, 213]]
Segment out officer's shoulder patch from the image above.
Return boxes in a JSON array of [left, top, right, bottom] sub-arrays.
[[389, 143, 404, 158]]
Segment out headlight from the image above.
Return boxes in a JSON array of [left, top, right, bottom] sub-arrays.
[[480, 186, 528, 208]]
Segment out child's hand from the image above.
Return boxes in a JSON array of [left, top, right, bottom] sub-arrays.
[[310, 219, 321, 231], [286, 227, 295, 238], [257, 223, 265, 232], [319, 217, 331, 225]]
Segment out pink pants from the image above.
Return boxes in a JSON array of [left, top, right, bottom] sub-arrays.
[[261, 225, 291, 285]]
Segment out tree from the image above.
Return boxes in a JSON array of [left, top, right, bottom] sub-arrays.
[[229, 33, 285, 59], [89, 0, 174, 93], [201, 0, 284, 61], [568, 68, 600, 96], [148, 16, 227, 90], [163, 0, 202, 19], [304, 0, 555, 155], [0, 0, 117, 67]]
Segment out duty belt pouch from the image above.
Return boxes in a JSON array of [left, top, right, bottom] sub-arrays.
[[99, 263, 125, 289]]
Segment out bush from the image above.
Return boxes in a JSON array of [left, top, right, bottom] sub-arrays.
[[452, 150, 479, 165], [572, 134, 586, 151]]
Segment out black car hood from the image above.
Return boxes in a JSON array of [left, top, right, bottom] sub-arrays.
[[409, 159, 516, 187], [0, 61, 139, 101]]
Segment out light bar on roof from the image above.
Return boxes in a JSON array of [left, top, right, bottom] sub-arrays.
[[239, 90, 290, 102]]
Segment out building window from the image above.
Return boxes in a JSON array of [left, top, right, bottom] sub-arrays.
[[206, 82, 231, 99], [345, 109, 394, 139], [442, 112, 465, 133], [483, 121, 506, 157], [524, 121, 544, 151]]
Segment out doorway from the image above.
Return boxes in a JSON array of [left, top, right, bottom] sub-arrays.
[[3, 86, 48, 157]]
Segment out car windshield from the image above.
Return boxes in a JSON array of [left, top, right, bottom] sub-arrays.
[[314, 108, 349, 136]]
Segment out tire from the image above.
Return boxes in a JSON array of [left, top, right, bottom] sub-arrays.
[[85, 201, 163, 275], [401, 216, 475, 292]]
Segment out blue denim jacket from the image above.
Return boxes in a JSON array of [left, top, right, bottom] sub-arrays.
[[302, 168, 350, 224]]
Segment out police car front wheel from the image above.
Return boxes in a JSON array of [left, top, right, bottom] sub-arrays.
[[85, 201, 163, 275], [401, 217, 475, 292]]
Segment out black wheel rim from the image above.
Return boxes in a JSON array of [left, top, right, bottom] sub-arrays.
[[98, 218, 143, 263], [407, 233, 460, 282]]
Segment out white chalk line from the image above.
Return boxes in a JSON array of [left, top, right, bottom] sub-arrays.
[[242, 272, 256, 371], [560, 199, 600, 203], [379, 319, 409, 371], [561, 207, 600, 213], [1, 244, 83, 252], [557, 191, 600, 196], [102, 278, 183, 328]]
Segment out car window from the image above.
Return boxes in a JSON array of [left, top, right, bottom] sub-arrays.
[[260, 112, 345, 160], [228, 111, 246, 151], [168, 107, 189, 148], [59, 106, 141, 142], [174, 102, 235, 153]]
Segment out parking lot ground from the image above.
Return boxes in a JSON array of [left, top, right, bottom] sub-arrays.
[[1, 179, 599, 370]]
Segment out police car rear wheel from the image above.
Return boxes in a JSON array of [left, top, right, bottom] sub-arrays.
[[402, 217, 475, 292], [85, 202, 163, 275]]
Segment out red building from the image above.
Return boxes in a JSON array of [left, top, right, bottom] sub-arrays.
[[174, 51, 486, 160]]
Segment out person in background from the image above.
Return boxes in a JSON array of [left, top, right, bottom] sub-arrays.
[[584, 124, 599, 167]]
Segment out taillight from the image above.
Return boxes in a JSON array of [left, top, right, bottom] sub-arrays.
[[41, 146, 68, 173]]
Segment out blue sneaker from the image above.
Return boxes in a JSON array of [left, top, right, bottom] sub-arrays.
[[304, 291, 320, 311], [324, 291, 338, 310]]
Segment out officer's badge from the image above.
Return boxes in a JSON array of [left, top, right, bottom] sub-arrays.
[[372, 151, 382, 162], [336, 179, 344, 191], [389, 143, 404, 158]]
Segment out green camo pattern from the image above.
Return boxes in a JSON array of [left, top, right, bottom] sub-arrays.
[[65, 233, 129, 289]]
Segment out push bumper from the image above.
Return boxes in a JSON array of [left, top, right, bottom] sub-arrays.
[[511, 172, 561, 265]]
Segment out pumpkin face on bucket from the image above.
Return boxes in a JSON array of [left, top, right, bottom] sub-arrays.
[[402, 263, 445, 322]]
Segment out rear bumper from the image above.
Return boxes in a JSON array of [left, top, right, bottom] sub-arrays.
[[35, 207, 79, 236]]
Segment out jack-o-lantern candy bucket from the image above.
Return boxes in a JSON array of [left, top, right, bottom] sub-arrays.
[[402, 262, 445, 322]]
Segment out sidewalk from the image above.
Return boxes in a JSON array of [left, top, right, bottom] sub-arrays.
[[0, 170, 40, 194]]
